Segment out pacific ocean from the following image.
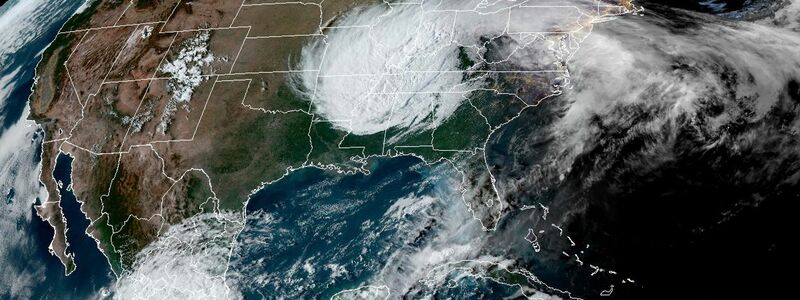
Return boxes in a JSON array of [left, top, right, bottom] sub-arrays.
[[0, 0, 113, 298]]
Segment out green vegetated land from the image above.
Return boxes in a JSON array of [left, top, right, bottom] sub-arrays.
[[314, 88, 525, 166], [30, 0, 537, 275]]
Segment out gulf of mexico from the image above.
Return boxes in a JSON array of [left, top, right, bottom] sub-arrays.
[[229, 156, 450, 298]]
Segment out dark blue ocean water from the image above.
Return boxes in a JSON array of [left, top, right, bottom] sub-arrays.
[[231, 157, 453, 299], [13, 153, 115, 298], [0, 2, 474, 297], [0, 0, 114, 298], [0, 1, 571, 298], [48, 153, 114, 295], [229, 155, 579, 298], [0, 1, 75, 134]]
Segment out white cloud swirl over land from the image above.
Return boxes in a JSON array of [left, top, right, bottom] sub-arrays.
[[295, 0, 603, 135], [113, 2, 800, 299]]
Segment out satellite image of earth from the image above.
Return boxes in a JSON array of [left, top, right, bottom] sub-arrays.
[[0, 0, 797, 299]]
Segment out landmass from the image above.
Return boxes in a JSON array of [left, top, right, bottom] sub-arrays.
[[29, 0, 634, 277]]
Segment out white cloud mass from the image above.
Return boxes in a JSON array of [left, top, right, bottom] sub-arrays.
[[295, 0, 603, 135], [113, 213, 243, 300]]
